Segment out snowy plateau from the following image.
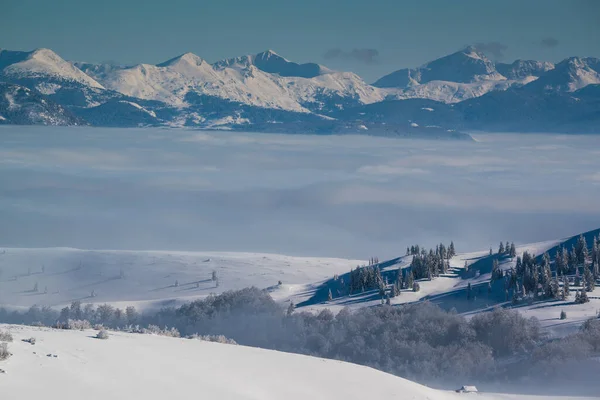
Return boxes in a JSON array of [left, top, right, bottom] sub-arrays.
[[1, 46, 599, 134]]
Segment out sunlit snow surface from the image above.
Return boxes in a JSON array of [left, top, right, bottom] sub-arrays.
[[0, 126, 599, 259], [3, 323, 596, 400]]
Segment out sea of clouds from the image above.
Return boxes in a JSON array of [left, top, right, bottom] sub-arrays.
[[0, 126, 598, 259]]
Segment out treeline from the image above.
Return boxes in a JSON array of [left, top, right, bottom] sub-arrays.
[[2, 287, 599, 385]]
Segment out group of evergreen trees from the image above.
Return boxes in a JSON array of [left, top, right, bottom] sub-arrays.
[[408, 244, 452, 280], [494, 235, 599, 304], [497, 241, 517, 258], [346, 242, 455, 301], [406, 241, 455, 259], [348, 264, 384, 295]]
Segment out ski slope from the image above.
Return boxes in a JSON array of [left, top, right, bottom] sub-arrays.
[[0, 323, 595, 400]]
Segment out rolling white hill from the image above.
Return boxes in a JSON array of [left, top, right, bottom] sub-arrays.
[[0, 248, 362, 310], [0, 323, 595, 400], [1, 229, 599, 338]]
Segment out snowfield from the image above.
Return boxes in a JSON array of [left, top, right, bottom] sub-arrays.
[[0, 323, 596, 400], [0, 248, 362, 310]]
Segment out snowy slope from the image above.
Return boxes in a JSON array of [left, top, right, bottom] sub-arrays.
[[0, 248, 362, 309], [0, 48, 123, 111], [0, 323, 594, 400], [0, 48, 104, 89], [374, 46, 503, 88]]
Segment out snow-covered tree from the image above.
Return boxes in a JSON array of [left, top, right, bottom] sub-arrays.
[[491, 259, 500, 282], [562, 275, 570, 299], [509, 243, 516, 258], [584, 265, 595, 292], [499, 242, 505, 255]]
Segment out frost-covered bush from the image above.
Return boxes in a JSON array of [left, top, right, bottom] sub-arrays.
[[142, 325, 180, 337], [0, 342, 10, 361], [96, 329, 109, 340], [187, 334, 237, 345], [470, 307, 541, 357], [67, 319, 92, 330], [581, 318, 600, 351], [0, 330, 13, 342], [560, 310, 567, 320]]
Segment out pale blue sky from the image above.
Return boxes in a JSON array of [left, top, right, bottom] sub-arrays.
[[2, 0, 599, 82]]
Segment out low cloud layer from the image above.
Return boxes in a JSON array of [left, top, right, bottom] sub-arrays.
[[1, 127, 599, 259], [323, 48, 380, 64], [473, 42, 508, 59]]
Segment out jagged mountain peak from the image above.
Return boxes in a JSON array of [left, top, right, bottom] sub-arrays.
[[528, 56, 600, 92], [495, 59, 554, 80], [213, 50, 331, 78]]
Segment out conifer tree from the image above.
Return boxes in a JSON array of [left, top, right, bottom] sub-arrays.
[[491, 259, 500, 282], [584, 266, 595, 292], [406, 270, 414, 289], [396, 267, 403, 290], [509, 242, 517, 258], [499, 242, 505, 255], [563, 275, 570, 298]]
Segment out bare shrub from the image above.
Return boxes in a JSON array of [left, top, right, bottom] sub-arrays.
[[0, 343, 11, 360], [0, 330, 13, 342]]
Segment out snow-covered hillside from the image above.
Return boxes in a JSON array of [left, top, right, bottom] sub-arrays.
[[0, 323, 595, 400], [0, 248, 362, 309], [0, 83, 83, 125], [0, 48, 103, 89], [1, 229, 599, 338]]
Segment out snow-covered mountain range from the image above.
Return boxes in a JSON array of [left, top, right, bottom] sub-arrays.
[[1, 46, 599, 133]]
